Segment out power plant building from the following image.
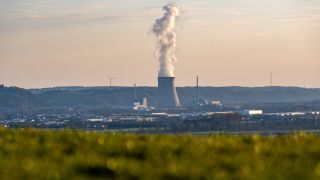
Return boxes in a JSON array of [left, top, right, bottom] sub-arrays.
[[157, 77, 180, 108], [133, 98, 148, 111]]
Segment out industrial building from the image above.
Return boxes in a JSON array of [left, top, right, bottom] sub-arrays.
[[157, 77, 180, 108], [240, 110, 263, 116], [133, 98, 149, 111]]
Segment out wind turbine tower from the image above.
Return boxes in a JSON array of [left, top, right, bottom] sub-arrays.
[[107, 75, 116, 86]]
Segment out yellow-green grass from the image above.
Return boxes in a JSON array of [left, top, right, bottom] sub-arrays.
[[0, 128, 320, 179]]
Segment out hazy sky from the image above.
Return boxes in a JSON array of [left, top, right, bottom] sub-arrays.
[[1, 0, 319, 88]]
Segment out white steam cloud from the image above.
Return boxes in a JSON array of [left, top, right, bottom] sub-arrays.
[[152, 3, 179, 77]]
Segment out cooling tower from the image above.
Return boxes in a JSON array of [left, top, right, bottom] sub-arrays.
[[157, 77, 180, 108]]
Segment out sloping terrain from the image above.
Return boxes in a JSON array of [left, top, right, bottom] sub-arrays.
[[0, 86, 43, 112], [1, 86, 320, 113], [35, 86, 320, 107]]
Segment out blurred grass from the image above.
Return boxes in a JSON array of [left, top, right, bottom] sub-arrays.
[[0, 128, 320, 179]]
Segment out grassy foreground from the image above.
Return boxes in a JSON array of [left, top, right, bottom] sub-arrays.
[[1, 129, 320, 179]]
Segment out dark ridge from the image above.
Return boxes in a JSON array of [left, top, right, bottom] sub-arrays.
[[0, 85, 320, 113], [0, 85, 43, 112]]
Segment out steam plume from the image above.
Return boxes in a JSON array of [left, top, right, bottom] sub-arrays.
[[152, 3, 179, 77]]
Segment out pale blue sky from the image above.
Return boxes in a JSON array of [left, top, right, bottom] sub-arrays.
[[0, 0, 320, 88]]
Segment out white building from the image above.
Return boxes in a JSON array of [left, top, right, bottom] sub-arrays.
[[211, 101, 222, 106], [142, 98, 147, 106], [240, 110, 263, 116], [133, 98, 148, 111]]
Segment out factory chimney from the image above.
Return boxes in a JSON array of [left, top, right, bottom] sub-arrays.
[[157, 77, 180, 108], [196, 76, 199, 106]]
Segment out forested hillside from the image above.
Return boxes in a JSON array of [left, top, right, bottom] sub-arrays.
[[1, 85, 320, 113]]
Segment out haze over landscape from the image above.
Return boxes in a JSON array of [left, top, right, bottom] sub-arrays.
[[1, 2, 320, 179], [1, 0, 319, 88]]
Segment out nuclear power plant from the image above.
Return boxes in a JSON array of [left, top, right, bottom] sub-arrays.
[[157, 77, 180, 108]]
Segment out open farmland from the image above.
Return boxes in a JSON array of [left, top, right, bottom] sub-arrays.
[[0, 128, 320, 179]]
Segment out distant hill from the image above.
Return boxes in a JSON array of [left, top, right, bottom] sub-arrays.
[[0, 85, 43, 112], [178, 86, 320, 104], [1, 85, 320, 113], [33, 86, 320, 107], [35, 87, 156, 108]]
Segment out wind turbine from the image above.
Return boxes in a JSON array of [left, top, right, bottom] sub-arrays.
[[107, 75, 116, 86]]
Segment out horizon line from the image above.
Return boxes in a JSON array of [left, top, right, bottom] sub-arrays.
[[1, 84, 319, 90]]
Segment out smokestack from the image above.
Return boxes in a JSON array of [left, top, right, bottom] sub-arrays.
[[196, 76, 199, 106], [157, 77, 180, 108]]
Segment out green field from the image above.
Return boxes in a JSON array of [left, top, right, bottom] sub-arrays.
[[1, 128, 320, 179]]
